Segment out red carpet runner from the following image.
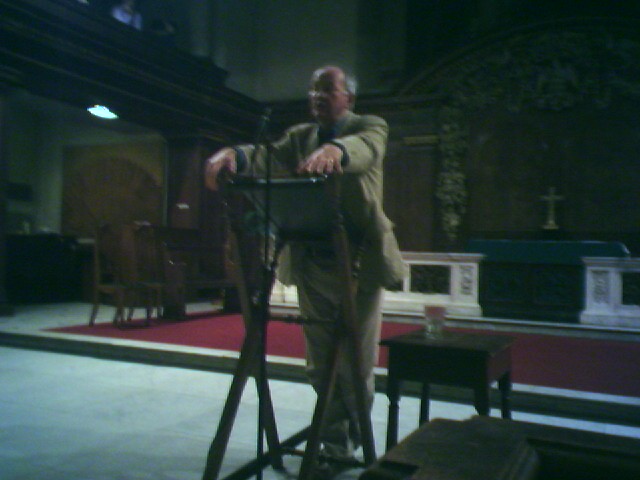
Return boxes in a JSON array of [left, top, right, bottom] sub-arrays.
[[48, 312, 640, 398]]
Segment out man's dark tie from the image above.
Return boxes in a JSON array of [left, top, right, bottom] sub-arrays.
[[318, 127, 336, 145]]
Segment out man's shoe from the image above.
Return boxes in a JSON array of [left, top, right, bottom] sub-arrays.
[[311, 461, 347, 480], [311, 460, 336, 480], [311, 455, 360, 480]]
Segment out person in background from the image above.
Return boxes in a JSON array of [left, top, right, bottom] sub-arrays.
[[204, 65, 408, 479], [149, 19, 177, 45], [111, 0, 143, 30]]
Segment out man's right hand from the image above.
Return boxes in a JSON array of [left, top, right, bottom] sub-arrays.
[[204, 147, 237, 191]]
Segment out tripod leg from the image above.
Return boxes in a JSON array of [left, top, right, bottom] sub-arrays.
[[332, 228, 377, 465], [204, 187, 287, 480], [344, 323, 377, 465], [202, 318, 285, 480], [298, 335, 342, 480], [255, 373, 285, 471], [202, 337, 255, 480], [202, 325, 267, 479]]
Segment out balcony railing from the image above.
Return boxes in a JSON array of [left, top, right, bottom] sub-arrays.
[[0, 0, 261, 136]]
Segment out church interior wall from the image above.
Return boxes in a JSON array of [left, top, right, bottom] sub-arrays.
[[385, 15, 640, 254], [3, 0, 640, 311], [465, 101, 640, 253], [4, 97, 40, 234], [209, 0, 405, 102], [252, 0, 359, 102], [211, 0, 360, 102], [4, 90, 165, 237]]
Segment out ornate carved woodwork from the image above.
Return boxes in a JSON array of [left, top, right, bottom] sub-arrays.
[[62, 142, 164, 237], [400, 19, 640, 249]]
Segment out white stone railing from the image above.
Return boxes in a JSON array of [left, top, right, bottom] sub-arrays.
[[580, 257, 640, 329], [270, 251, 483, 317], [383, 252, 483, 317], [271, 251, 640, 328]]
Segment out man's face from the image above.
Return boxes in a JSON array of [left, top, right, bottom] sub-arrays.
[[309, 68, 352, 127]]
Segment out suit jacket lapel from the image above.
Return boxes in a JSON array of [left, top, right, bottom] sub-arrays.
[[305, 124, 320, 156], [305, 111, 357, 156]]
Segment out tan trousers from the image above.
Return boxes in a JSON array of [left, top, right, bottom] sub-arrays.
[[296, 253, 383, 458]]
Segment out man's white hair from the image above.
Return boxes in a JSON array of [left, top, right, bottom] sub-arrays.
[[344, 73, 358, 96], [312, 65, 358, 96]]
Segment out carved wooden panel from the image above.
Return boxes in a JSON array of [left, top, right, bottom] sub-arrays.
[[62, 142, 164, 237], [466, 101, 640, 238], [384, 141, 438, 251], [398, 22, 640, 249]]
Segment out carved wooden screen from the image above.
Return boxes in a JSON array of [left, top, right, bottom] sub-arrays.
[[62, 141, 165, 237]]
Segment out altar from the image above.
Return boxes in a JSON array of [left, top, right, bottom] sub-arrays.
[[467, 239, 630, 323], [271, 239, 639, 327]]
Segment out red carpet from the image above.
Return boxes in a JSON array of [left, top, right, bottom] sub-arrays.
[[48, 312, 640, 398]]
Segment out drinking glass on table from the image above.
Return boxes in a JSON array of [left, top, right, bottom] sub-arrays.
[[423, 305, 446, 338]]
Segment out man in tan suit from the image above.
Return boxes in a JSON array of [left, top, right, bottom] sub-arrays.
[[205, 65, 407, 477]]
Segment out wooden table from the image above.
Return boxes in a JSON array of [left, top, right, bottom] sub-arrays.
[[381, 329, 514, 449]]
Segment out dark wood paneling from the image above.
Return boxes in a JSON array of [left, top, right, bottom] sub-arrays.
[[62, 143, 164, 237], [466, 101, 640, 239], [384, 142, 438, 251]]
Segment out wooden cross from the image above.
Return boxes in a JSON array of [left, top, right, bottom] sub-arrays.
[[540, 186, 564, 230]]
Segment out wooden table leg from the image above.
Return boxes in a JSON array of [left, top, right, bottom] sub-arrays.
[[473, 384, 491, 416], [498, 371, 512, 419], [419, 383, 430, 425], [385, 375, 401, 451]]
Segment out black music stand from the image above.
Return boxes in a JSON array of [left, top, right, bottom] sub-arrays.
[[202, 176, 377, 480]]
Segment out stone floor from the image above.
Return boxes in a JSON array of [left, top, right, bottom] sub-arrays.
[[1, 302, 639, 479]]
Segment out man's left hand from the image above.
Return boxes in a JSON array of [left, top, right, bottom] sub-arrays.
[[297, 144, 343, 175]]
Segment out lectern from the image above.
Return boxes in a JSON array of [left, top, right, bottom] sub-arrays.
[[201, 176, 376, 480]]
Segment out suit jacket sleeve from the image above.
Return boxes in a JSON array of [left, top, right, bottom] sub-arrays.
[[331, 115, 388, 173]]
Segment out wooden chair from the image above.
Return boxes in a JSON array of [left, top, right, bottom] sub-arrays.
[[131, 223, 165, 321], [89, 224, 130, 326], [155, 227, 236, 319], [88, 223, 161, 327]]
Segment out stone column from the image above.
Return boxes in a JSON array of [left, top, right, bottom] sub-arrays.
[[187, 0, 214, 58], [163, 133, 236, 314], [164, 134, 222, 231], [0, 79, 15, 315]]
